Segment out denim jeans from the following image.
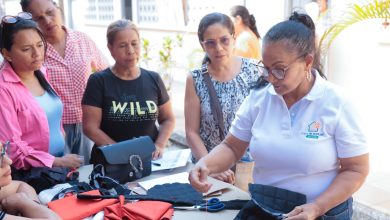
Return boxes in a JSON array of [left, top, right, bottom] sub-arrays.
[[317, 198, 353, 220], [63, 123, 93, 164]]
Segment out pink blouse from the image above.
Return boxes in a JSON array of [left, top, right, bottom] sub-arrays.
[[0, 62, 56, 169]]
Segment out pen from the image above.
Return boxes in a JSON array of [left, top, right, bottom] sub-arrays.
[[152, 162, 161, 166]]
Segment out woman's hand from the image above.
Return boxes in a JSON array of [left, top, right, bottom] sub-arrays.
[[210, 169, 235, 184], [152, 145, 165, 160], [188, 162, 212, 193], [53, 154, 83, 169], [285, 203, 322, 220]]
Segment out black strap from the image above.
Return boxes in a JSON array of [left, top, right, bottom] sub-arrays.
[[201, 64, 225, 141]]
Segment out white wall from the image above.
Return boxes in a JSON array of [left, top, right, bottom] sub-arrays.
[[327, 19, 390, 172]]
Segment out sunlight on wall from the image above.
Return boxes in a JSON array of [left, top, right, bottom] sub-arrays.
[[327, 19, 390, 172]]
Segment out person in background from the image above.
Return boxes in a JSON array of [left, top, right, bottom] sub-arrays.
[[189, 12, 369, 220], [0, 141, 61, 219], [20, 0, 109, 163], [185, 12, 259, 187], [82, 19, 175, 162], [230, 5, 261, 60], [0, 13, 82, 170]]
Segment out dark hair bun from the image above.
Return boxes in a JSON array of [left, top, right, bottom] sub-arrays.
[[289, 11, 315, 33]]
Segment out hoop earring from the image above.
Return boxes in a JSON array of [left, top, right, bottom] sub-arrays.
[[306, 70, 311, 81]]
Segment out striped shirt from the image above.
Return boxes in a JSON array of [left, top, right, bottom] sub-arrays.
[[44, 27, 108, 124]]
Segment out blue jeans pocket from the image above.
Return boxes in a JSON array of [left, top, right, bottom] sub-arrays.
[[317, 198, 353, 220]]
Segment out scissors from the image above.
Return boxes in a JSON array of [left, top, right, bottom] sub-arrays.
[[174, 198, 225, 212]]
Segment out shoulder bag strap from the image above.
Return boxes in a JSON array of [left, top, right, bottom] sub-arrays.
[[201, 64, 225, 141]]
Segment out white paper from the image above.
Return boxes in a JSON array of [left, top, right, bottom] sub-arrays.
[[151, 148, 191, 171]]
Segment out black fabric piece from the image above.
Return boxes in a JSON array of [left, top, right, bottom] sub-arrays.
[[11, 166, 78, 193], [77, 183, 204, 206], [235, 200, 285, 220], [147, 183, 204, 206], [89, 164, 132, 196], [222, 199, 250, 210], [249, 183, 306, 214], [235, 184, 307, 220]]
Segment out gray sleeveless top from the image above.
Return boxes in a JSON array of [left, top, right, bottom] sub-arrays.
[[191, 58, 260, 154]]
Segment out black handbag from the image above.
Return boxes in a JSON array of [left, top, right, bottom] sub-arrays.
[[92, 136, 155, 184]]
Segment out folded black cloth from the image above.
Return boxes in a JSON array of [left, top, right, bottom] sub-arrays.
[[78, 183, 204, 206], [222, 199, 250, 210], [235, 184, 307, 220], [147, 183, 204, 206]]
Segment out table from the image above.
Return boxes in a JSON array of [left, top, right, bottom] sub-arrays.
[[78, 163, 250, 220]]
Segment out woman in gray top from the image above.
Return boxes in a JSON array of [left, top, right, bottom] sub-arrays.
[[185, 12, 259, 184]]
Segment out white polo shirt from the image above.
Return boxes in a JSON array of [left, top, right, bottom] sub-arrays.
[[230, 71, 369, 202]]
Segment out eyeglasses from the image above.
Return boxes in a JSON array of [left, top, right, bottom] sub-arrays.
[[201, 35, 232, 50], [0, 141, 10, 167], [256, 55, 305, 80], [1, 12, 32, 25]]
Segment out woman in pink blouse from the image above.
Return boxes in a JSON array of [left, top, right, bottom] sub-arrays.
[[0, 13, 82, 170]]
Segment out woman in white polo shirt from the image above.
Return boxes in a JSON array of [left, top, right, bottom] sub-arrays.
[[189, 12, 369, 220]]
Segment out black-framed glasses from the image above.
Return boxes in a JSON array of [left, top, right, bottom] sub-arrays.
[[201, 35, 232, 50], [256, 55, 305, 80], [0, 141, 10, 167], [1, 12, 32, 26]]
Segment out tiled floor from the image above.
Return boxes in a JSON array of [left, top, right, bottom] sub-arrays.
[[354, 171, 390, 216], [169, 80, 390, 218]]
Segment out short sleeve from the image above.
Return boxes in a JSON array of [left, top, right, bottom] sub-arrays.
[[229, 92, 255, 142], [82, 73, 104, 108], [151, 71, 169, 106], [335, 99, 369, 158]]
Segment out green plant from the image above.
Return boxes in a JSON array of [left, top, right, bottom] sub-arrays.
[[158, 34, 183, 69], [319, 0, 390, 53], [141, 38, 151, 67]]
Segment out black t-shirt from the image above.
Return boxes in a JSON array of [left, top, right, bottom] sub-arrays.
[[82, 68, 169, 142]]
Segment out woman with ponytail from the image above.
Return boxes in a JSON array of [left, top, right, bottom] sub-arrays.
[[230, 5, 262, 59], [190, 12, 368, 220]]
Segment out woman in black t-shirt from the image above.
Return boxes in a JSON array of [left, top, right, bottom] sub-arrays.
[[82, 19, 175, 162]]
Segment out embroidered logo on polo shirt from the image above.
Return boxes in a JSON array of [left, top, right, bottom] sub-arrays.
[[302, 121, 323, 139]]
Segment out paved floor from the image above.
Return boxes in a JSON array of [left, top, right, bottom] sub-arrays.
[[168, 80, 390, 218]]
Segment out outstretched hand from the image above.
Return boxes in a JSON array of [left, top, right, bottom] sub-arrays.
[[188, 163, 212, 193]]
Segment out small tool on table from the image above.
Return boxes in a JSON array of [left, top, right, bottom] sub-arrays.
[[174, 197, 225, 212]]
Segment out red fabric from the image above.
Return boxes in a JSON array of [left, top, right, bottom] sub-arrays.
[[104, 196, 174, 220], [48, 190, 117, 220]]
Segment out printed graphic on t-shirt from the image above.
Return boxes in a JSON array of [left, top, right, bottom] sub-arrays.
[[108, 100, 158, 122]]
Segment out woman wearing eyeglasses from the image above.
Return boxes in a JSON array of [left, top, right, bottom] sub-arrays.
[[20, 0, 109, 163], [0, 143, 60, 219], [189, 12, 369, 220], [185, 12, 260, 187], [0, 14, 82, 171]]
